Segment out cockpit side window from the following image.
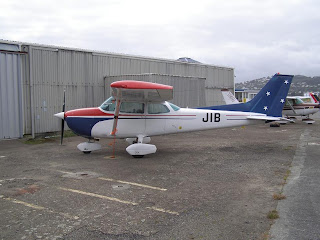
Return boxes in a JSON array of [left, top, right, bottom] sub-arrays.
[[294, 98, 304, 104], [100, 97, 116, 112], [120, 102, 144, 113], [148, 103, 170, 114]]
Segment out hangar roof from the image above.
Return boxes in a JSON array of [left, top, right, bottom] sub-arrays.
[[0, 39, 233, 70]]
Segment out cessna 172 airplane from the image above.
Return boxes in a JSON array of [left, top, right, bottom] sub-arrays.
[[54, 74, 293, 157], [283, 93, 320, 122], [221, 89, 319, 123]]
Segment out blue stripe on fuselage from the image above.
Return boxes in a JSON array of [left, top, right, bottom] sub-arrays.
[[65, 117, 113, 138]]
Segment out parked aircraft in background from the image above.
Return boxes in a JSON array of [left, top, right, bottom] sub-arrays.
[[297, 93, 320, 105], [283, 93, 320, 123], [221, 89, 319, 124], [221, 89, 240, 105], [54, 74, 293, 157]]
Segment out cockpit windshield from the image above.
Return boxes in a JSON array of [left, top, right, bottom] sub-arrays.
[[168, 102, 180, 111], [100, 97, 116, 111]]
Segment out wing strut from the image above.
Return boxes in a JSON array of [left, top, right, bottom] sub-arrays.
[[286, 99, 297, 114], [111, 90, 121, 136]]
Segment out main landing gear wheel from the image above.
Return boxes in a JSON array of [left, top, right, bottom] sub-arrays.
[[302, 118, 315, 124], [83, 151, 92, 154], [132, 155, 144, 158]]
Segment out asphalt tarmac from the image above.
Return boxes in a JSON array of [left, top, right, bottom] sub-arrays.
[[270, 125, 320, 239], [0, 119, 319, 240]]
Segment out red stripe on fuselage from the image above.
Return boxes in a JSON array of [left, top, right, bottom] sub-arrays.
[[119, 114, 196, 117], [65, 108, 197, 118], [65, 108, 113, 117]]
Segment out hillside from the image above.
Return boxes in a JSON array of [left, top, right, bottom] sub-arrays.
[[235, 75, 320, 96]]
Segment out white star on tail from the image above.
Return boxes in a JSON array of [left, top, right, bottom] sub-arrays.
[[280, 99, 285, 103], [264, 106, 268, 111], [266, 91, 270, 96], [284, 80, 289, 84]]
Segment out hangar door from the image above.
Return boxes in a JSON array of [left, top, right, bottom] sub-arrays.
[[0, 51, 23, 139]]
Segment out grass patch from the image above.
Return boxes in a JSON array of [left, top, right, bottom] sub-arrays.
[[283, 145, 294, 151], [22, 130, 76, 145], [267, 210, 279, 219], [23, 138, 55, 145], [62, 130, 76, 138], [283, 170, 291, 182], [261, 231, 269, 240], [273, 193, 286, 200]]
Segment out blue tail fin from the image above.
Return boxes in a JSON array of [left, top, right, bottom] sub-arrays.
[[199, 74, 293, 117]]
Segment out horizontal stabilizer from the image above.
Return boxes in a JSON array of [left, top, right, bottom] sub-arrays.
[[279, 117, 295, 123], [247, 115, 280, 121], [247, 116, 294, 122]]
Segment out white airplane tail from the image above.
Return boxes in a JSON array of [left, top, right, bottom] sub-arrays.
[[310, 92, 320, 104], [221, 89, 239, 104]]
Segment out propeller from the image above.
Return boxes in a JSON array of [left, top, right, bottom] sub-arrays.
[[60, 89, 66, 145], [54, 90, 66, 144]]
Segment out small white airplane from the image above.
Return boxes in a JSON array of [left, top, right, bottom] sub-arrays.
[[221, 89, 319, 124], [282, 93, 320, 123], [54, 74, 293, 157]]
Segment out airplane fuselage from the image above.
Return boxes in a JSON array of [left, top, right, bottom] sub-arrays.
[[64, 101, 261, 139], [282, 105, 319, 117]]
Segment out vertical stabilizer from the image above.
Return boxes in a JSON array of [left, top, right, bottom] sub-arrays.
[[199, 74, 294, 117]]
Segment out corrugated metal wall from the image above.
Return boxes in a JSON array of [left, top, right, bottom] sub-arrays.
[[0, 51, 23, 139], [105, 74, 206, 108], [20, 44, 234, 135]]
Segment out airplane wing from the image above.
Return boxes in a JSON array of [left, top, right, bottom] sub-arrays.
[[110, 80, 173, 102]]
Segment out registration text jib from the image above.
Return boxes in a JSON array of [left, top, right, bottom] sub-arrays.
[[202, 113, 220, 122]]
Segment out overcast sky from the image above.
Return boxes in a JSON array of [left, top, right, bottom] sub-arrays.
[[1, 0, 320, 82]]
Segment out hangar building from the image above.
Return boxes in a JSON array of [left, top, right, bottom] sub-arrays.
[[0, 40, 234, 139]]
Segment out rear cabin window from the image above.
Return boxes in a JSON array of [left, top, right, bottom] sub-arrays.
[[148, 103, 170, 114], [120, 102, 144, 113], [301, 98, 311, 103]]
